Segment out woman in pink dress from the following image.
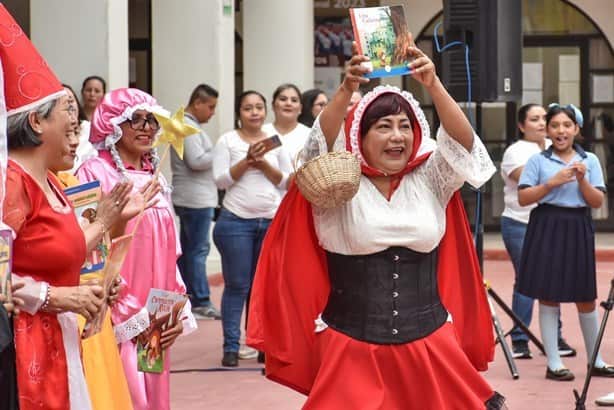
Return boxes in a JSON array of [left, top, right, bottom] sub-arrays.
[[76, 88, 197, 410]]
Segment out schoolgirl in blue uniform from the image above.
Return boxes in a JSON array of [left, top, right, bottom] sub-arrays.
[[517, 104, 614, 381]]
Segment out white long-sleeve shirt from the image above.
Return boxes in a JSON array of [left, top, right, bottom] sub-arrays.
[[212, 130, 293, 219], [303, 117, 496, 256]]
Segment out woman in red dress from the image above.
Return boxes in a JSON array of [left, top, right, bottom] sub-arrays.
[[248, 44, 505, 409], [4, 93, 109, 410]]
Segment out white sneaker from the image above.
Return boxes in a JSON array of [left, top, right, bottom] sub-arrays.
[[596, 392, 614, 407], [238, 345, 258, 360]]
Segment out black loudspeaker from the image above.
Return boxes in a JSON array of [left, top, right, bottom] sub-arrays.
[[441, 0, 522, 102]]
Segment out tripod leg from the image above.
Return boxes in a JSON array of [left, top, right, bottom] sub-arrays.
[[487, 293, 519, 379], [574, 279, 614, 410], [488, 286, 545, 355]]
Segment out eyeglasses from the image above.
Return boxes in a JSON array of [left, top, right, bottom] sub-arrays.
[[63, 105, 77, 116], [127, 114, 160, 131]]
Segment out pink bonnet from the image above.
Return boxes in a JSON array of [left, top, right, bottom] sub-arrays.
[[89, 87, 168, 150]]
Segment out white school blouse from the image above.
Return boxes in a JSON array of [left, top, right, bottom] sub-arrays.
[[302, 117, 496, 256]]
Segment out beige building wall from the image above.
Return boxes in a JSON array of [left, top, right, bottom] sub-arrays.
[[30, 0, 129, 94], [151, 0, 235, 140], [243, 0, 314, 122], [570, 0, 614, 48]]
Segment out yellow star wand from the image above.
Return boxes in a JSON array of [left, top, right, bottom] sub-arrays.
[[152, 106, 199, 161]]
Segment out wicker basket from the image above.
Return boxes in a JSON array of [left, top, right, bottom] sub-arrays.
[[295, 151, 361, 209]]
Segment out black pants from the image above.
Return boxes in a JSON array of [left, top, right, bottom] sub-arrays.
[[0, 306, 18, 410]]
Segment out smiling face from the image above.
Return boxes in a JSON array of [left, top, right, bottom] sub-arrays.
[[273, 87, 302, 123], [116, 109, 158, 159], [361, 112, 414, 175], [519, 105, 547, 142], [547, 111, 578, 153], [238, 93, 266, 131], [37, 95, 79, 171]]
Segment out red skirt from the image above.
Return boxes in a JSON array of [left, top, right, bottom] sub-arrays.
[[303, 322, 494, 410]]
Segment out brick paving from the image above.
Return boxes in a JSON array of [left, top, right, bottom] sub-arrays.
[[170, 259, 614, 409]]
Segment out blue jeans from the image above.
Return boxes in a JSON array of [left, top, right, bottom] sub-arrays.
[[501, 216, 562, 342], [175, 206, 214, 308], [213, 208, 271, 353]]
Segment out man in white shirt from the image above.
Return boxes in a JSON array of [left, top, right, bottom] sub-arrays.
[[171, 84, 221, 320]]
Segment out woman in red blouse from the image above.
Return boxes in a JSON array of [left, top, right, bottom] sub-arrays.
[[4, 93, 108, 410]]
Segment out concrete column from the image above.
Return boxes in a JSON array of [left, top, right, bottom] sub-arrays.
[[151, 0, 235, 140], [151, 0, 234, 275], [243, 0, 314, 121], [30, 0, 129, 94]]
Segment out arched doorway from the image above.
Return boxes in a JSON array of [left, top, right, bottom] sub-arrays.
[[411, 0, 614, 231]]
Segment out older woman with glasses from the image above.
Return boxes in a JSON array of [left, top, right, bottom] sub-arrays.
[[76, 88, 197, 410], [298, 89, 328, 128], [5, 89, 106, 410]]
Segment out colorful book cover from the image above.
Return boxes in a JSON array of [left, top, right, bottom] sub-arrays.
[[0, 229, 12, 301], [349, 5, 413, 78], [137, 288, 188, 373], [82, 234, 134, 339], [64, 180, 106, 274]]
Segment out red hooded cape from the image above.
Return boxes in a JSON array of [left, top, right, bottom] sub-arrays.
[[247, 182, 494, 396]]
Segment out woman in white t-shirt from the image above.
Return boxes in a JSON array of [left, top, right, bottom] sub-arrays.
[[212, 90, 293, 367], [500, 103, 574, 360], [262, 83, 311, 164]]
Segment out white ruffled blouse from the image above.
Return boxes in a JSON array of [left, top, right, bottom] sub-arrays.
[[302, 117, 496, 256]]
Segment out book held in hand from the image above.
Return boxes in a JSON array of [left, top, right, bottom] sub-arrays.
[[64, 180, 106, 274], [137, 288, 188, 373], [81, 234, 134, 339], [349, 5, 413, 78], [0, 229, 12, 301]]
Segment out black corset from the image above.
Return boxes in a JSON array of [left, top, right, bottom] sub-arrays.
[[322, 247, 448, 345]]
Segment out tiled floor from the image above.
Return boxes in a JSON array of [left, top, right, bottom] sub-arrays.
[[170, 259, 614, 409]]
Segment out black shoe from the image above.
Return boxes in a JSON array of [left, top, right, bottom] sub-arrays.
[[257, 351, 265, 364], [221, 351, 238, 367], [558, 338, 577, 357], [485, 392, 506, 410], [545, 367, 575, 381], [591, 365, 614, 378], [512, 340, 532, 359]]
